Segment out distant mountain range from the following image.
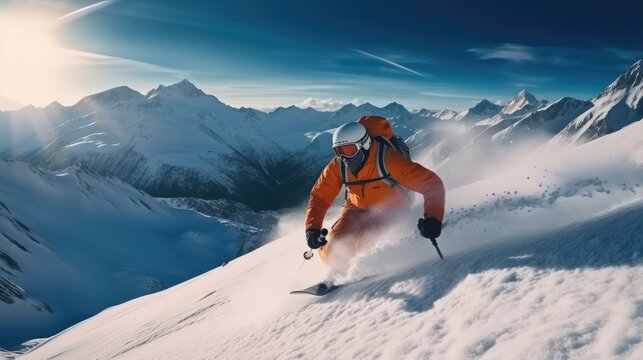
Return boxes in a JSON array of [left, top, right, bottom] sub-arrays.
[[1, 60, 641, 209]]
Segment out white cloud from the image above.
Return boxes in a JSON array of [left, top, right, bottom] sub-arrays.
[[299, 98, 365, 111], [468, 44, 537, 63]]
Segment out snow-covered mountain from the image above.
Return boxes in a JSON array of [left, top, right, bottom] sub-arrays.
[[1, 85, 439, 211], [501, 89, 546, 116], [434, 108, 459, 120], [0, 159, 253, 349], [554, 60, 643, 145], [475, 90, 549, 127], [414, 108, 436, 117], [7, 115, 642, 360], [493, 97, 594, 145], [0, 103, 70, 152], [0, 95, 23, 112], [73, 86, 145, 114], [455, 99, 503, 123], [2, 61, 640, 213]]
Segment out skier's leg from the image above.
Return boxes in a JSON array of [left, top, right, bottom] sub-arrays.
[[354, 206, 411, 251], [319, 202, 366, 268]]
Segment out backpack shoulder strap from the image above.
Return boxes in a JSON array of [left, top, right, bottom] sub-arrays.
[[338, 157, 349, 199], [338, 157, 349, 184], [373, 137, 396, 187]]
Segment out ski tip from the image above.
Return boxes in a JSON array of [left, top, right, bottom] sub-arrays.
[[289, 284, 340, 296]]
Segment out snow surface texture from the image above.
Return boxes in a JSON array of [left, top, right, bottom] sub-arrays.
[[7, 118, 642, 360], [0, 160, 253, 349]]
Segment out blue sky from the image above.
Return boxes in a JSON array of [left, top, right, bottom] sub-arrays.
[[2, 0, 643, 110]]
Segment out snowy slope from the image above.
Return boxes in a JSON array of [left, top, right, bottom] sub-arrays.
[[0, 159, 251, 349], [555, 60, 643, 145], [10, 118, 643, 360]]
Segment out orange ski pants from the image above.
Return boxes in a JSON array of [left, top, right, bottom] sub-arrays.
[[318, 201, 407, 265]]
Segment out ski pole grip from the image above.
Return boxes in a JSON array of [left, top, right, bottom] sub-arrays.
[[303, 228, 328, 260]]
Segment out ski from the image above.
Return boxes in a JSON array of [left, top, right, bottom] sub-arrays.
[[290, 282, 340, 296]]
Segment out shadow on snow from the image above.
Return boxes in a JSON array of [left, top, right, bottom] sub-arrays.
[[326, 201, 643, 314]]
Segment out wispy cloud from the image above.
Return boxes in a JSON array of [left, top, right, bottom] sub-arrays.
[[56, 0, 116, 24], [353, 49, 426, 78], [225, 84, 346, 92], [468, 44, 537, 62], [299, 97, 365, 111], [502, 72, 553, 89], [64, 49, 187, 77], [603, 47, 643, 61], [469, 44, 643, 68], [419, 91, 493, 101]]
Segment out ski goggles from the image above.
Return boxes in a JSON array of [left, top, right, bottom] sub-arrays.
[[333, 133, 369, 159], [334, 143, 360, 158]]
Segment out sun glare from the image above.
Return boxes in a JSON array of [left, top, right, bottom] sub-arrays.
[[0, 12, 66, 106]]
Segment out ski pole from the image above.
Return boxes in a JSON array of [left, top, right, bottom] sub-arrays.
[[303, 228, 328, 260], [430, 237, 444, 259]]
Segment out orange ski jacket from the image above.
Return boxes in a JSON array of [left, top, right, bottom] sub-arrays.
[[305, 140, 445, 230]]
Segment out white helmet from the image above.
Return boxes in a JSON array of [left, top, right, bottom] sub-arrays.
[[332, 122, 371, 158]]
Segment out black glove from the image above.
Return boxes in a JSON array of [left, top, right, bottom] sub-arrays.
[[306, 229, 327, 249], [417, 216, 442, 239]]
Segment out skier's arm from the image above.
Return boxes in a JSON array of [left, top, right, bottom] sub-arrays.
[[305, 158, 343, 229], [386, 150, 445, 222]]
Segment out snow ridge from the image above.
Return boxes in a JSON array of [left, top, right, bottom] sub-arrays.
[[555, 59, 643, 145]]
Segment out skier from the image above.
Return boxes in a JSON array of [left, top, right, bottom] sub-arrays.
[[304, 116, 445, 283]]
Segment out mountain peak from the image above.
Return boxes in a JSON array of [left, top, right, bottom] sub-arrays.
[[44, 101, 66, 112], [146, 79, 206, 99], [383, 102, 409, 113], [471, 99, 502, 113], [75, 86, 144, 108], [502, 90, 539, 115], [516, 89, 537, 102], [599, 59, 643, 97]]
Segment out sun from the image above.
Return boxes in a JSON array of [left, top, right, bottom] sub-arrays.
[[0, 11, 66, 106]]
